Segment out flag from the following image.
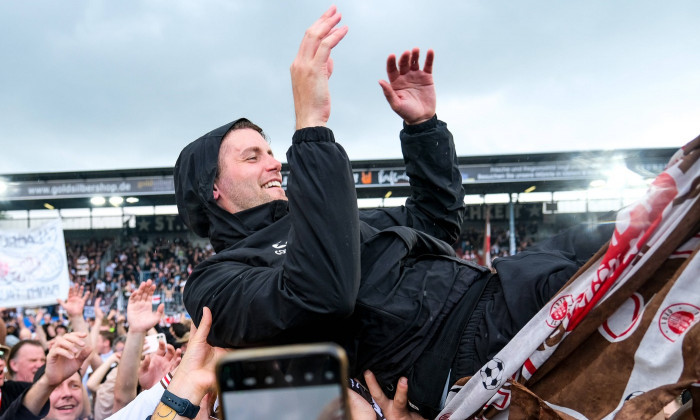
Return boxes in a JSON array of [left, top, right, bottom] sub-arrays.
[[483, 205, 492, 269], [440, 135, 700, 420]]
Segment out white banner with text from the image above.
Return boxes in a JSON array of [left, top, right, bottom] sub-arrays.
[[0, 219, 70, 307]]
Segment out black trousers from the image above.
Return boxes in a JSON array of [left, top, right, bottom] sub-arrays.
[[451, 220, 616, 382]]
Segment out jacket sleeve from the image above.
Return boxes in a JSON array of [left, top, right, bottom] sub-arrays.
[[0, 387, 50, 420], [184, 127, 361, 348], [359, 116, 465, 244]]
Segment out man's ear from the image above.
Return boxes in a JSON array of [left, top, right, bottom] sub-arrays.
[[212, 182, 221, 201]]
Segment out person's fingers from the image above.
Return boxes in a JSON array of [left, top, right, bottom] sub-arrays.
[[313, 25, 348, 68], [51, 339, 81, 357], [195, 307, 212, 341], [157, 303, 165, 317], [397, 50, 411, 75], [393, 377, 409, 411], [64, 331, 88, 340], [170, 356, 182, 372], [95, 297, 101, 307], [51, 346, 77, 360], [165, 344, 176, 359], [423, 49, 434, 74], [189, 316, 198, 337], [61, 333, 87, 347], [378, 80, 400, 110], [385, 54, 399, 82], [157, 340, 167, 357], [297, 6, 341, 60], [409, 48, 420, 72], [363, 370, 388, 406]]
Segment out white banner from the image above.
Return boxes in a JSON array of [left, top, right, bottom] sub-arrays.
[[0, 219, 70, 307]]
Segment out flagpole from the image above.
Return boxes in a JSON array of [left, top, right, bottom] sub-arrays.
[[484, 204, 491, 269]]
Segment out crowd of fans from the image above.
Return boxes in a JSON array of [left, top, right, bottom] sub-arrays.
[[0, 226, 534, 420]]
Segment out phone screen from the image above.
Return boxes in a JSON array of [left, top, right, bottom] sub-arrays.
[[219, 352, 347, 420]]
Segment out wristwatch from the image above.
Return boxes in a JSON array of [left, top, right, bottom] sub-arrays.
[[160, 389, 201, 418]]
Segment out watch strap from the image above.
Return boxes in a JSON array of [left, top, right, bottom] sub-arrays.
[[160, 389, 201, 418]]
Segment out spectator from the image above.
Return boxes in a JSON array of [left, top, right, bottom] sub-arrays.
[[0, 332, 91, 420], [7, 339, 46, 382], [41, 370, 92, 420], [0, 351, 32, 416]]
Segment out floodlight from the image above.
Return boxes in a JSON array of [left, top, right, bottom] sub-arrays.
[[90, 196, 106, 206], [109, 196, 124, 206]]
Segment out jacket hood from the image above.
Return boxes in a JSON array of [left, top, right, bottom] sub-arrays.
[[174, 118, 288, 252]]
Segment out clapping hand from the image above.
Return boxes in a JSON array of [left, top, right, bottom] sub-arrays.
[[290, 6, 349, 129], [379, 48, 436, 125]]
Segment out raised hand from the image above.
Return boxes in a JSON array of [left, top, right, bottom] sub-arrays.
[[291, 6, 349, 129], [57, 284, 90, 318], [126, 280, 164, 334], [379, 48, 436, 125], [43, 332, 92, 386], [138, 342, 181, 390], [166, 307, 227, 403]]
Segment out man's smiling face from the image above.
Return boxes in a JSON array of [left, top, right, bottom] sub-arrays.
[[46, 372, 85, 420], [213, 127, 287, 214]]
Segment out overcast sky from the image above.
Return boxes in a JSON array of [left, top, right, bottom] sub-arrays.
[[1, 1, 699, 175]]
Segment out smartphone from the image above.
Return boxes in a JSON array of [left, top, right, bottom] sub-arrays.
[[143, 333, 166, 355], [216, 343, 350, 420]]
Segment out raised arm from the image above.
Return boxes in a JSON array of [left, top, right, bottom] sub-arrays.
[[86, 297, 106, 371], [57, 284, 90, 334], [184, 7, 359, 348], [114, 280, 164, 410], [363, 49, 465, 243], [86, 351, 121, 393], [291, 5, 348, 129]]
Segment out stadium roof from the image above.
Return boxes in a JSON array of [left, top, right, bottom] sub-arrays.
[[0, 147, 676, 211]]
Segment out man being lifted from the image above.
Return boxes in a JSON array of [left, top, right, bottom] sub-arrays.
[[175, 7, 611, 417]]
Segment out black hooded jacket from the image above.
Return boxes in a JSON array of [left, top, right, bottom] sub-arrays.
[[176, 116, 489, 416]]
